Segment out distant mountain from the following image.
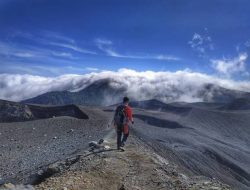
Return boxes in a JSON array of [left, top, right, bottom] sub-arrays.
[[197, 84, 250, 103], [0, 99, 88, 122], [23, 79, 127, 106], [129, 99, 192, 114], [219, 98, 250, 110], [22, 79, 250, 106]]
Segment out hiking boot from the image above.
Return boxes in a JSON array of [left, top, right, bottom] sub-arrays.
[[120, 142, 125, 147], [117, 147, 125, 152]]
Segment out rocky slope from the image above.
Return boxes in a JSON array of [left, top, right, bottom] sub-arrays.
[[0, 99, 88, 122], [2, 132, 231, 190], [219, 98, 250, 110], [0, 106, 110, 185], [123, 101, 250, 190], [0, 100, 33, 122]]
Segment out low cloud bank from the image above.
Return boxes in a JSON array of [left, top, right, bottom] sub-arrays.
[[0, 69, 250, 102]]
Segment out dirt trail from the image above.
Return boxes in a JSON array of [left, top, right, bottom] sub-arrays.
[[33, 130, 231, 190]]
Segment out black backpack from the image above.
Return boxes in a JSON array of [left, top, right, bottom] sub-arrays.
[[114, 105, 126, 126]]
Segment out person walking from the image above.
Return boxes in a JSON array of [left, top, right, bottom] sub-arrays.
[[113, 97, 134, 151]]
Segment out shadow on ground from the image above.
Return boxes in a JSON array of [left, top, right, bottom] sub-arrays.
[[133, 114, 188, 129]]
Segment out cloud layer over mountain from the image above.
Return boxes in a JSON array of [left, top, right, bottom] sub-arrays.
[[1, 69, 250, 102]]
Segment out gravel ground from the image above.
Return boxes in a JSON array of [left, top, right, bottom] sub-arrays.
[[127, 107, 250, 190], [0, 106, 111, 184], [1, 103, 249, 190], [34, 131, 231, 190]]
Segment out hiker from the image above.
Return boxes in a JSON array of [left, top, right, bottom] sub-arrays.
[[113, 97, 134, 151]]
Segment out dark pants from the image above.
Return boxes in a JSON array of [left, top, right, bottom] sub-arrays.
[[117, 124, 129, 149]]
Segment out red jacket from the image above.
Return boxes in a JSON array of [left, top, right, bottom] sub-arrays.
[[124, 105, 133, 123], [123, 105, 133, 134]]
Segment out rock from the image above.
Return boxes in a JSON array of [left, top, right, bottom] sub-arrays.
[[210, 187, 220, 190], [203, 181, 210, 185], [53, 136, 57, 139], [131, 186, 141, 190], [37, 169, 44, 175], [48, 164, 61, 173], [104, 145, 111, 150], [0, 178, 4, 185], [67, 129, 74, 133], [4, 183, 15, 189], [171, 171, 178, 176], [98, 139, 104, 144], [119, 184, 126, 190], [8, 185, 35, 190], [88, 141, 98, 147], [0, 100, 34, 122]]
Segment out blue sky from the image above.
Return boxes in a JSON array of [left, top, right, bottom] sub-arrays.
[[0, 0, 250, 79]]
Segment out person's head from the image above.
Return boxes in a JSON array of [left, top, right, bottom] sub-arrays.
[[123, 96, 129, 105]]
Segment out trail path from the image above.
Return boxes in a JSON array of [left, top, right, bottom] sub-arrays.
[[34, 130, 231, 190]]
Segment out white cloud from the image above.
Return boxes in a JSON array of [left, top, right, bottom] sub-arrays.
[[156, 55, 180, 61], [95, 38, 112, 45], [0, 41, 79, 60], [9, 31, 96, 56], [12, 52, 36, 58], [85, 67, 99, 71], [188, 33, 204, 49], [245, 39, 250, 47], [95, 38, 123, 57], [0, 41, 40, 58], [103, 48, 123, 57], [51, 51, 78, 59], [95, 38, 180, 61], [1, 69, 250, 103], [40, 30, 76, 44], [211, 53, 249, 77], [188, 30, 214, 56], [49, 42, 96, 55]]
